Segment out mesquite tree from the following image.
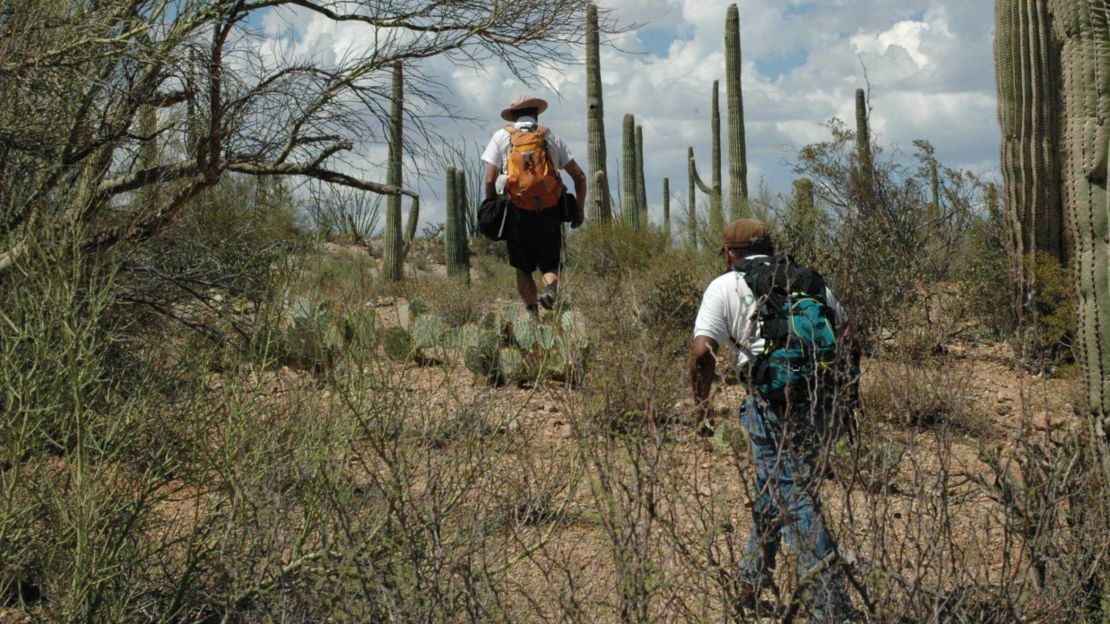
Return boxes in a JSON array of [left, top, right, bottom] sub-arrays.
[[725, 4, 749, 219], [0, 0, 604, 275]]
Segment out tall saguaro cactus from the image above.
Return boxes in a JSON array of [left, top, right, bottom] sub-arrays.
[[687, 147, 698, 249], [445, 166, 469, 280], [662, 177, 671, 241], [635, 124, 647, 228], [384, 61, 405, 281], [995, 0, 1066, 269], [586, 3, 611, 222], [1045, 0, 1110, 442], [853, 88, 875, 215], [622, 113, 639, 229], [711, 81, 724, 232], [725, 3, 749, 219], [454, 167, 470, 268]]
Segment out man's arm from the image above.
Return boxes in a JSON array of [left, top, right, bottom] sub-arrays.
[[564, 159, 587, 228], [483, 162, 498, 200], [690, 335, 719, 408]]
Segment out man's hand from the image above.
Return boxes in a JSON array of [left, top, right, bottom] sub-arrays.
[[566, 160, 587, 228]]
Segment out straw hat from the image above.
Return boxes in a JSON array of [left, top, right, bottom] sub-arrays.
[[500, 95, 549, 121]]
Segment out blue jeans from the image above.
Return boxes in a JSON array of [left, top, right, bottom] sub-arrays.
[[739, 396, 850, 621]]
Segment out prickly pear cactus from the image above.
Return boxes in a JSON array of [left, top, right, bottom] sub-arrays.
[[465, 329, 503, 383], [344, 308, 381, 349], [512, 314, 537, 351], [411, 314, 445, 350], [499, 347, 525, 382], [283, 297, 344, 372]]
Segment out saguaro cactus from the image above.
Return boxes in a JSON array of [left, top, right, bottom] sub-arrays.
[[635, 124, 647, 228], [996, 0, 1066, 269], [445, 166, 469, 280], [662, 177, 671, 241], [454, 167, 470, 268], [622, 113, 639, 229], [710, 81, 725, 233], [586, 3, 611, 222], [1045, 0, 1110, 439], [384, 61, 405, 281], [853, 88, 875, 215], [788, 177, 819, 263], [687, 147, 698, 249], [725, 3, 749, 219]]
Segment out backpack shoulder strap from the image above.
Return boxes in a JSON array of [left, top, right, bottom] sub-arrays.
[[732, 257, 774, 297]]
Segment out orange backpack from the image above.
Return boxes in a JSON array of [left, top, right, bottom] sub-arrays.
[[504, 125, 564, 210]]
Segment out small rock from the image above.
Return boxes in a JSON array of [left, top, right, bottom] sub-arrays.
[[995, 404, 1013, 416], [1031, 410, 1063, 431]]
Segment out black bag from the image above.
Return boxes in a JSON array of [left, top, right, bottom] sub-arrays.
[[559, 192, 578, 224], [478, 196, 512, 241]]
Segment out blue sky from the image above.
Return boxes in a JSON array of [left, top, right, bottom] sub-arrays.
[[260, 0, 1000, 229]]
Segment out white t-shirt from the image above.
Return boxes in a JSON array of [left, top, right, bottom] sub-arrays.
[[480, 116, 573, 174], [693, 255, 846, 368]]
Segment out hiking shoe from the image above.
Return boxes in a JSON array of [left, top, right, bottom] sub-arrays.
[[538, 284, 558, 310]]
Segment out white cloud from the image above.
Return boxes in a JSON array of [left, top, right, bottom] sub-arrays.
[[252, 0, 998, 226]]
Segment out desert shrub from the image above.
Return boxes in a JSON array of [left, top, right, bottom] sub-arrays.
[[862, 360, 988, 435], [413, 276, 487, 328], [1021, 252, 1076, 371], [638, 259, 706, 333], [955, 199, 1015, 339], [566, 223, 674, 277]]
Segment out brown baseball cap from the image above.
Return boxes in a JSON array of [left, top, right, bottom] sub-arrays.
[[723, 218, 773, 251]]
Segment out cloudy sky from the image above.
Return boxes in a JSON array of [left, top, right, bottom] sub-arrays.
[[262, 0, 999, 228]]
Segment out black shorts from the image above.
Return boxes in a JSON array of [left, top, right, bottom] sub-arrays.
[[506, 205, 562, 274]]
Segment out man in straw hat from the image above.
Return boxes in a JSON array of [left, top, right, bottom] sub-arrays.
[[481, 95, 587, 316], [688, 218, 856, 622]]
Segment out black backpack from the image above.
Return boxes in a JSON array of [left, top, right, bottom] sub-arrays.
[[734, 256, 838, 403], [477, 196, 512, 241]]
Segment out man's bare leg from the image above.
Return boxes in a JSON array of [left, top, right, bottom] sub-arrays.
[[517, 269, 538, 313]]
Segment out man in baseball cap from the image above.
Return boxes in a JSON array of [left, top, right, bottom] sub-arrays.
[[688, 218, 855, 621]]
